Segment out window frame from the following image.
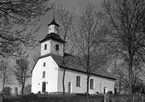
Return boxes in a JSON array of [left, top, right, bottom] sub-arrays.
[[55, 44, 59, 51], [44, 44, 47, 50], [90, 79, 94, 89], [76, 76, 81, 87], [42, 71, 46, 78], [43, 62, 46, 67]]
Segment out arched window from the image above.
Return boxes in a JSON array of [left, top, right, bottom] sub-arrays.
[[55, 44, 59, 51]]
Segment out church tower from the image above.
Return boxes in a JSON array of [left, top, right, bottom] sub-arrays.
[[40, 19, 65, 56]]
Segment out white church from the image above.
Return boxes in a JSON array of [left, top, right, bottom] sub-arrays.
[[31, 18, 116, 94]]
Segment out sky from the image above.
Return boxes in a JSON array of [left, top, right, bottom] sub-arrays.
[[0, 0, 102, 94]]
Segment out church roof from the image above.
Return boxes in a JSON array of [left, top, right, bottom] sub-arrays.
[[32, 53, 116, 80], [48, 19, 59, 27], [40, 33, 66, 43]]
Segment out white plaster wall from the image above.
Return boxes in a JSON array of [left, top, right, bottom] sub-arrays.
[[89, 76, 115, 94], [31, 56, 59, 93], [58, 68, 115, 94], [51, 40, 64, 56], [57, 69, 87, 93], [41, 40, 51, 56]]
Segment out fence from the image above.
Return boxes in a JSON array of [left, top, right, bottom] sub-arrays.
[[104, 94, 145, 102]]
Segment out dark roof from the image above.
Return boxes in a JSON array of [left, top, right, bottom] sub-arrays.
[[32, 53, 116, 80], [40, 33, 66, 43], [48, 19, 59, 27]]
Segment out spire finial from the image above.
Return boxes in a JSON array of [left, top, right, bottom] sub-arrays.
[[53, 4, 55, 20], [48, 4, 59, 27]]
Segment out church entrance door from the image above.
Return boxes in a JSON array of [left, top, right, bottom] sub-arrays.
[[68, 82, 71, 93], [42, 82, 46, 92]]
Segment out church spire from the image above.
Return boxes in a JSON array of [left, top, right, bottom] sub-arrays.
[[53, 4, 55, 20], [48, 5, 59, 34]]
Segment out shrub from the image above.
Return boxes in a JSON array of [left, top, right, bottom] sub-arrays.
[[3, 87, 12, 97]]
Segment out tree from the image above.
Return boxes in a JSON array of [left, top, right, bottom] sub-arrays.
[[32, 52, 40, 64], [0, 0, 52, 58], [73, 4, 108, 98], [0, 60, 13, 91], [24, 84, 31, 95], [13, 58, 30, 95], [0, 0, 50, 22], [32, 52, 40, 71], [112, 59, 143, 93], [55, 5, 75, 101], [102, 0, 145, 94], [2, 87, 12, 96]]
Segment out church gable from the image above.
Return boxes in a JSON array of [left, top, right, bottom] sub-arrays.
[[31, 55, 59, 73], [31, 55, 59, 93]]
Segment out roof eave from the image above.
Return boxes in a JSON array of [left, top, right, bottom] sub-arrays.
[[39, 38, 66, 43]]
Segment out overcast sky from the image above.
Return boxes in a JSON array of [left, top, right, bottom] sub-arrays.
[[0, 0, 102, 94]]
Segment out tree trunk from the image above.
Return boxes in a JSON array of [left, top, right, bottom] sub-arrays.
[[2, 78, 5, 93], [119, 79, 121, 94], [2, 68, 6, 92], [118, 71, 122, 94], [2, 78, 5, 91], [86, 32, 90, 99], [128, 50, 133, 94], [21, 82, 25, 95], [129, 60, 133, 94], [62, 68, 66, 102], [21, 86, 24, 95], [128, 34, 134, 94], [86, 73, 90, 98], [62, 43, 66, 102]]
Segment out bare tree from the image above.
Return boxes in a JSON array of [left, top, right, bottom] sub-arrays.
[[102, 0, 145, 94], [55, 5, 75, 101], [13, 58, 30, 95], [24, 84, 31, 95], [73, 4, 108, 98], [112, 59, 142, 93], [32, 52, 40, 64], [0, 60, 12, 91], [0, 0, 52, 58], [0, 0, 50, 22]]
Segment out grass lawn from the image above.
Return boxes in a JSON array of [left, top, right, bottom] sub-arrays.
[[3, 94, 104, 102], [4, 93, 145, 102]]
